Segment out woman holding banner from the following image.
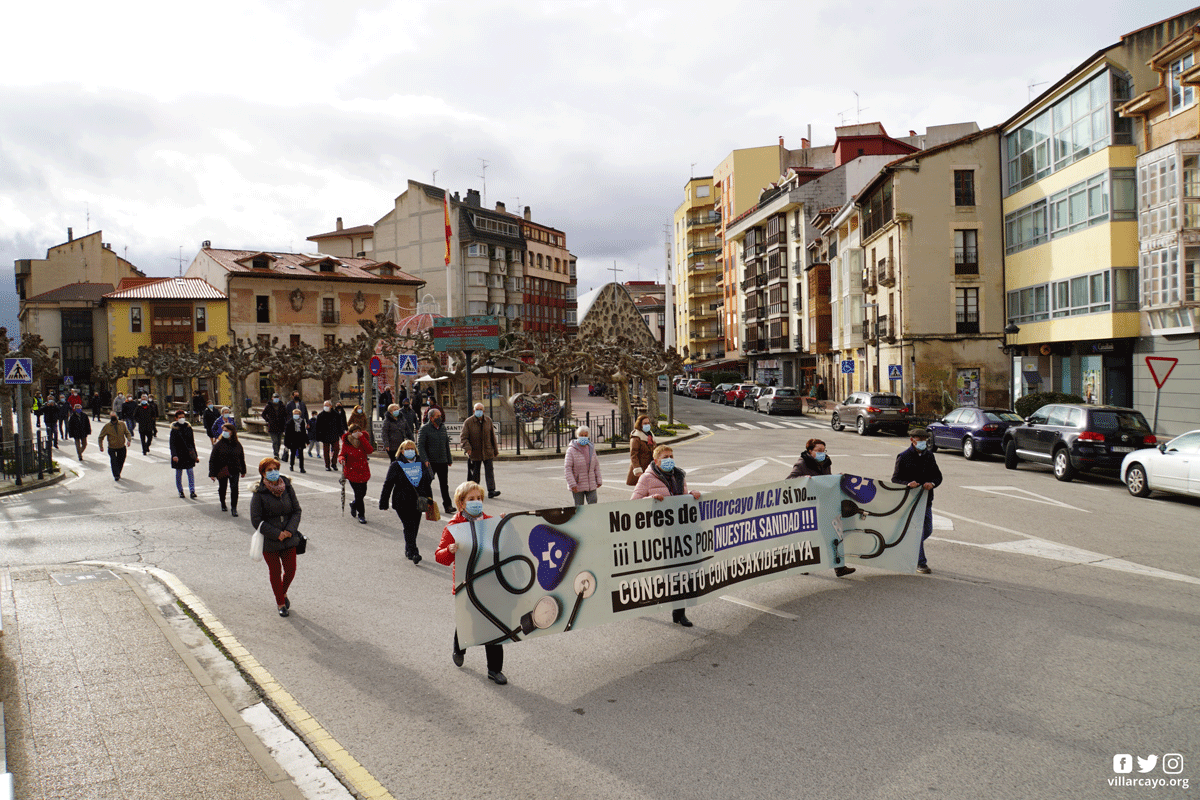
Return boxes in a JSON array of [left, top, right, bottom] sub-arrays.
[[630, 445, 701, 627], [785, 438, 855, 578]]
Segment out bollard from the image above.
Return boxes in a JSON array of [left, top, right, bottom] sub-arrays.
[[611, 410, 617, 449]]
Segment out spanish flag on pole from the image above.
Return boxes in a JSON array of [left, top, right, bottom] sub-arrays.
[[443, 190, 452, 266]]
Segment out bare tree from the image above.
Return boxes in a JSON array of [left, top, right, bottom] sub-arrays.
[[312, 339, 356, 403], [209, 338, 274, 425], [93, 356, 134, 394], [262, 341, 321, 398]]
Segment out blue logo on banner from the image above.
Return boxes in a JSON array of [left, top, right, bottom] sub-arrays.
[[841, 474, 877, 504], [529, 525, 577, 591]]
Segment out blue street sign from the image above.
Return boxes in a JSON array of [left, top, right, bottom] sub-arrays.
[[840, 360, 855, 374], [4, 358, 32, 385], [888, 364, 902, 380], [398, 354, 419, 376]]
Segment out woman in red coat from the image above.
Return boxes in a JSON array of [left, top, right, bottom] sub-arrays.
[[338, 424, 375, 524]]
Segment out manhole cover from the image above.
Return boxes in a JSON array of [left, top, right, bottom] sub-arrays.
[[51, 570, 121, 586]]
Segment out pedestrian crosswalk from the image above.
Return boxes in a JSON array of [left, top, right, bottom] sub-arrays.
[[690, 419, 828, 434]]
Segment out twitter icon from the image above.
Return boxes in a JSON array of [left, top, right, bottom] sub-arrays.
[[1137, 755, 1158, 773]]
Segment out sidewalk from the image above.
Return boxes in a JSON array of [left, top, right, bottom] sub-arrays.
[[0, 565, 317, 800]]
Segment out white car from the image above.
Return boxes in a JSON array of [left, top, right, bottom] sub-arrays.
[[1120, 430, 1200, 499]]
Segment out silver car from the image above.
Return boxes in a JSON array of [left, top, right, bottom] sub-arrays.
[[755, 387, 802, 415]]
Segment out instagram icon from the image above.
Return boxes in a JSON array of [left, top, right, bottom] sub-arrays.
[[1162, 754, 1183, 774]]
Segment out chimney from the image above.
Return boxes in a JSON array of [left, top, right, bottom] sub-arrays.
[[67, 227, 73, 242], [779, 136, 785, 147], [909, 130, 916, 137], [202, 240, 211, 248], [336, 217, 344, 231], [524, 206, 531, 221], [465, 189, 481, 207], [801, 138, 810, 150], [496, 201, 506, 213]]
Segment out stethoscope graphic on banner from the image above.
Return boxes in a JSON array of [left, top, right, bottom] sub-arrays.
[[453, 514, 597, 647], [835, 474, 925, 560]]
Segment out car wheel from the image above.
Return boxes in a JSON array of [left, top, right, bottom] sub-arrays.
[[1052, 448, 1076, 482], [1125, 464, 1151, 497], [1004, 440, 1019, 470], [962, 437, 977, 461], [856, 416, 869, 436], [831, 413, 844, 432]]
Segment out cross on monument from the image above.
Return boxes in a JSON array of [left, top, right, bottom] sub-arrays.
[[609, 261, 623, 283]]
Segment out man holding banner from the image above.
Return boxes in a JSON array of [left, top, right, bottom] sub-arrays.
[[630, 445, 701, 627], [892, 427, 942, 574]]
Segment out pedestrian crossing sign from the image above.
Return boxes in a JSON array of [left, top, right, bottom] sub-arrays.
[[398, 354, 419, 376], [4, 357, 32, 385], [888, 364, 902, 380]]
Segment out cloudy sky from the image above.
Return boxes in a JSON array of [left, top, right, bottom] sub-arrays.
[[1, 0, 1192, 335]]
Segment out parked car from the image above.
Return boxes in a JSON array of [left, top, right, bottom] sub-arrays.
[[673, 377, 690, 395], [755, 386, 802, 415], [744, 386, 768, 409], [927, 407, 1025, 460], [711, 383, 733, 403], [1002, 404, 1157, 482], [831, 392, 909, 436], [683, 378, 701, 397], [692, 381, 714, 399], [725, 383, 757, 407], [1121, 430, 1200, 499]]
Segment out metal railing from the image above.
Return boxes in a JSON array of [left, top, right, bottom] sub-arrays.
[[1, 430, 58, 482]]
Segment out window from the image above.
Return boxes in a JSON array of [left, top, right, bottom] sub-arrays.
[[324, 334, 336, 349], [1007, 284, 1049, 324], [195, 306, 206, 332], [1170, 53, 1195, 113], [1051, 269, 1110, 316], [954, 170, 975, 206], [696, 185, 711, 198], [321, 297, 338, 324], [956, 288, 979, 333], [290, 334, 301, 348], [862, 178, 893, 239], [130, 306, 143, 333], [318, 260, 336, 273], [466, 243, 487, 258], [1007, 169, 1131, 253], [1004, 200, 1048, 254], [954, 230, 978, 274], [252, 257, 270, 270], [362, 237, 373, 253], [256, 295, 270, 324]]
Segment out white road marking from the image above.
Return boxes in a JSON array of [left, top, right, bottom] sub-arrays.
[[757, 421, 786, 429], [690, 425, 712, 433], [715, 424, 739, 431], [960, 485, 1089, 512], [720, 595, 799, 619], [689, 459, 769, 487], [736, 423, 758, 429]]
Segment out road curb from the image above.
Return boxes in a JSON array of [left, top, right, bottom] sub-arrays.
[[0, 470, 66, 497]]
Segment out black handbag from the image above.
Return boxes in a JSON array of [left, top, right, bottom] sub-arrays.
[[295, 532, 307, 555]]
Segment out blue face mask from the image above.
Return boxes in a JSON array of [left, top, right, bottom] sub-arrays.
[[474, 409, 483, 418], [464, 499, 484, 517], [403, 449, 416, 460], [915, 440, 928, 451], [392, 410, 400, 417], [265, 470, 280, 481], [273, 397, 281, 403], [221, 431, 231, 439], [577, 437, 590, 446], [660, 458, 675, 472], [813, 452, 827, 461], [642, 424, 652, 433]]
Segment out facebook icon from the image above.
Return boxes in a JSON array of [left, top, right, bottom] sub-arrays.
[[1112, 754, 1133, 774]]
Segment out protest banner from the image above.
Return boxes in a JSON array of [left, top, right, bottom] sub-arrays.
[[451, 474, 927, 648]]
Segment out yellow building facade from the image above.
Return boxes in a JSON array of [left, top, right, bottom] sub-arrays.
[[672, 176, 722, 368]]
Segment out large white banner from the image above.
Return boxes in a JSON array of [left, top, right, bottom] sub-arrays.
[[452, 474, 927, 647]]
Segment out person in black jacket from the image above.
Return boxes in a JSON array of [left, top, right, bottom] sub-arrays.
[[208, 423, 247, 516], [262, 392, 289, 459], [379, 438, 433, 564], [283, 407, 309, 473], [90, 391, 103, 421], [43, 398, 59, 448], [169, 410, 199, 499], [66, 406, 91, 461], [786, 438, 854, 578], [892, 427, 943, 575], [250, 456, 303, 617], [135, 396, 157, 455], [380, 403, 412, 462], [202, 401, 221, 440], [314, 400, 346, 471]]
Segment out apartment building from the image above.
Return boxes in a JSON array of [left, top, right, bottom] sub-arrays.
[[672, 176, 722, 367], [306, 218, 375, 259]]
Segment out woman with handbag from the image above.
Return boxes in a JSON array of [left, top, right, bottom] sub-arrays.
[[626, 414, 656, 486], [379, 438, 434, 564], [208, 423, 247, 516], [250, 456, 304, 617], [169, 409, 199, 499], [338, 423, 374, 524]]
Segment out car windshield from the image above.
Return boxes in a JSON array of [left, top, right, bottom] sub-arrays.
[[775, 389, 797, 397], [985, 411, 1024, 423], [869, 395, 904, 407], [1091, 411, 1151, 432]]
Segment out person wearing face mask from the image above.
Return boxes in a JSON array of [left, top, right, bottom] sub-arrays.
[[97, 412, 134, 480], [379, 438, 433, 563], [210, 406, 236, 443], [202, 400, 220, 439], [626, 414, 656, 486], [306, 409, 319, 457], [786, 438, 855, 578], [135, 395, 158, 456], [283, 406, 310, 473], [314, 400, 346, 471], [460, 402, 500, 499], [339, 423, 374, 523], [435, 481, 506, 684], [892, 427, 942, 575], [381, 403, 411, 462], [285, 390, 308, 420], [631, 445, 702, 627], [377, 386, 393, 421], [122, 390, 139, 436], [347, 404, 370, 443], [67, 405, 92, 462], [208, 424, 247, 515], [57, 394, 71, 438], [169, 410, 199, 499], [250, 457, 303, 617], [42, 394, 59, 448], [564, 425, 603, 505], [418, 408, 455, 514], [261, 392, 289, 460]]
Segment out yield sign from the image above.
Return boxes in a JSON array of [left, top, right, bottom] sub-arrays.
[[1145, 356, 1178, 389]]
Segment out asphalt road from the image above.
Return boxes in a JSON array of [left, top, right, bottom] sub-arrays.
[[4, 398, 1197, 799]]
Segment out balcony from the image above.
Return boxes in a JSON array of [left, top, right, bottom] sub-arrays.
[[793, 334, 805, 349], [769, 336, 789, 351], [954, 248, 978, 276], [862, 265, 877, 294], [321, 310, 341, 325], [880, 315, 895, 342], [687, 213, 721, 228], [878, 257, 896, 287], [688, 283, 720, 297], [956, 312, 979, 334], [793, 298, 802, 312]]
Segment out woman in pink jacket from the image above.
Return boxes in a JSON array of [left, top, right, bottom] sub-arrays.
[[563, 425, 603, 505], [630, 444, 701, 627]]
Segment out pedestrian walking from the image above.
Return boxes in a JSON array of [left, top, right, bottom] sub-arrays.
[[202, 401, 220, 440], [892, 427, 942, 575], [379, 439, 432, 563], [338, 424, 375, 524], [786, 438, 854, 578], [436, 481, 506, 684], [57, 394, 70, 437], [209, 406, 235, 442], [209, 423, 247, 516], [261, 392, 288, 459], [631, 445, 702, 627], [135, 396, 157, 455], [249, 456, 303, 617], [112, 392, 124, 421], [626, 414, 656, 486], [169, 410, 199, 499], [284, 406, 309, 473], [122, 393, 138, 436], [314, 400, 346, 471], [564, 425, 602, 505], [306, 410, 319, 457], [347, 404, 370, 441], [67, 406, 91, 462], [191, 389, 206, 423], [460, 402, 501, 498], [418, 407, 455, 514], [68, 388, 84, 413], [381, 403, 412, 461], [42, 398, 59, 449], [90, 391, 103, 421], [97, 413, 133, 481], [377, 387, 393, 421], [285, 391, 308, 421]]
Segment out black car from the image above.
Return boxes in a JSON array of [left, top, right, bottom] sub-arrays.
[[927, 407, 1024, 460], [1002, 404, 1158, 482]]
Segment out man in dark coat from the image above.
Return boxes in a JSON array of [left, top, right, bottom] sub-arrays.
[[417, 408, 455, 513], [42, 397, 59, 448], [67, 406, 91, 461], [892, 427, 943, 575], [261, 392, 289, 459], [135, 396, 158, 455], [90, 391, 103, 420], [460, 402, 500, 498]]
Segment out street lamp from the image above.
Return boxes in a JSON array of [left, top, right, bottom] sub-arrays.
[[864, 302, 880, 392], [485, 358, 495, 420], [1003, 320, 1020, 408]]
